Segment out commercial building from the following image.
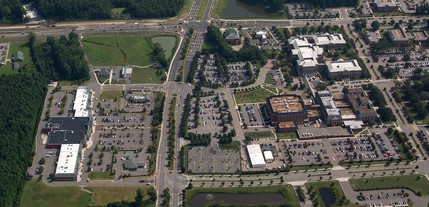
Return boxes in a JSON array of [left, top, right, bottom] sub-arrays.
[[288, 36, 324, 75], [224, 29, 240, 45], [246, 144, 266, 168], [313, 33, 346, 50], [128, 95, 150, 103], [373, 0, 398, 12], [54, 144, 81, 181], [263, 151, 274, 163], [266, 94, 308, 126], [123, 159, 145, 171], [388, 28, 428, 42], [326, 59, 362, 80], [255, 31, 268, 43], [73, 86, 91, 117], [96, 68, 110, 78], [316, 91, 342, 126], [44, 117, 91, 148], [344, 87, 378, 122]]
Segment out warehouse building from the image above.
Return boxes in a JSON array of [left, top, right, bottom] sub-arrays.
[[246, 144, 266, 168], [54, 144, 81, 181]]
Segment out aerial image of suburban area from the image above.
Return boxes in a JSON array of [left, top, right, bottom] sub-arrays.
[[3, 0, 429, 207]]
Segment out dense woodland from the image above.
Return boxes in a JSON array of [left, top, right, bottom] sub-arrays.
[[33, 0, 184, 20], [0, 32, 91, 207], [0, 0, 25, 23]]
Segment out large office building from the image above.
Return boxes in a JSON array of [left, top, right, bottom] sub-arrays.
[[313, 33, 346, 50], [373, 0, 398, 12], [316, 91, 342, 126], [288, 37, 324, 75], [246, 144, 266, 168], [266, 94, 308, 126], [344, 87, 378, 122], [388, 28, 429, 42], [73, 86, 91, 117], [44, 117, 91, 148], [326, 59, 362, 80], [54, 144, 81, 181]]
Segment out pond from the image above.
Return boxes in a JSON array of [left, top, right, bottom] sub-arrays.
[[190, 193, 284, 207], [222, 0, 282, 19], [319, 188, 336, 207]]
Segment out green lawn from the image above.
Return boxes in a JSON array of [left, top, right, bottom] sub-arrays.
[[234, 88, 272, 104], [111, 7, 130, 19], [305, 181, 351, 207], [20, 181, 155, 207], [196, 0, 208, 20], [219, 140, 241, 151], [151, 36, 177, 60], [86, 186, 154, 207], [244, 131, 274, 139], [88, 171, 113, 180], [20, 180, 91, 207], [184, 185, 300, 207], [0, 40, 33, 75], [82, 34, 153, 66], [100, 90, 123, 100], [349, 174, 429, 196], [132, 67, 166, 84], [265, 74, 274, 84], [276, 132, 298, 140], [211, 0, 228, 19]]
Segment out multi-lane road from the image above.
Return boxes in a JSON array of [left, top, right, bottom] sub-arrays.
[[7, 0, 429, 206]]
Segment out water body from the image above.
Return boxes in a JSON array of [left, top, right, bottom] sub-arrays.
[[319, 188, 336, 207], [222, 0, 282, 18], [190, 193, 284, 207]]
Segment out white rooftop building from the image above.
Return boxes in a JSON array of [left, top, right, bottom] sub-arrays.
[[326, 59, 362, 80], [263, 151, 274, 163], [247, 144, 266, 168], [73, 86, 91, 117], [54, 144, 81, 181], [314, 33, 346, 48], [343, 120, 364, 130]]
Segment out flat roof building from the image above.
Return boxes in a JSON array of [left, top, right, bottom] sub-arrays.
[[344, 87, 378, 122], [45, 117, 91, 148], [73, 86, 91, 117], [373, 0, 398, 12], [388, 28, 428, 42], [266, 94, 308, 126], [326, 59, 362, 80], [54, 144, 81, 181], [313, 33, 346, 50], [316, 91, 342, 126], [288, 36, 324, 75], [263, 151, 274, 163], [247, 144, 266, 168]]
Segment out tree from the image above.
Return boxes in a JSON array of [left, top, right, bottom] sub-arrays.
[[371, 21, 380, 31], [135, 188, 144, 206]]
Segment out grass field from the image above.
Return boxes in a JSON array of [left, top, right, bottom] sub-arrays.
[[349, 174, 429, 196], [276, 132, 298, 140], [196, 0, 208, 20], [20, 181, 91, 207], [0, 40, 32, 75], [184, 185, 300, 207], [151, 36, 177, 60], [20, 181, 156, 207], [83, 33, 176, 67], [132, 67, 166, 84], [305, 181, 354, 207], [265, 74, 274, 84], [86, 186, 155, 207], [234, 88, 272, 104], [219, 140, 241, 151], [211, 0, 228, 19], [244, 131, 274, 139], [88, 171, 113, 180], [100, 90, 123, 100]]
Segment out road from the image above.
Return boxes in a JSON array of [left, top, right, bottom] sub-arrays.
[[11, 1, 429, 207]]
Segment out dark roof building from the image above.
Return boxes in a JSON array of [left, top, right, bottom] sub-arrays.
[[97, 68, 110, 78], [266, 94, 308, 126], [45, 117, 91, 148], [123, 159, 145, 171], [224, 29, 240, 45]]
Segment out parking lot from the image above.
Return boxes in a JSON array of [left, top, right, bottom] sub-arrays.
[[280, 140, 329, 166], [48, 89, 77, 117], [188, 94, 235, 136], [237, 103, 265, 128], [286, 3, 339, 19], [267, 69, 286, 86], [188, 145, 240, 173]]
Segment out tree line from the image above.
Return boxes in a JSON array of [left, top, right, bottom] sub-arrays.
[[0, 0, 25, 24], [33, 0, 184, 21], [240, 0, 358, 9]]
